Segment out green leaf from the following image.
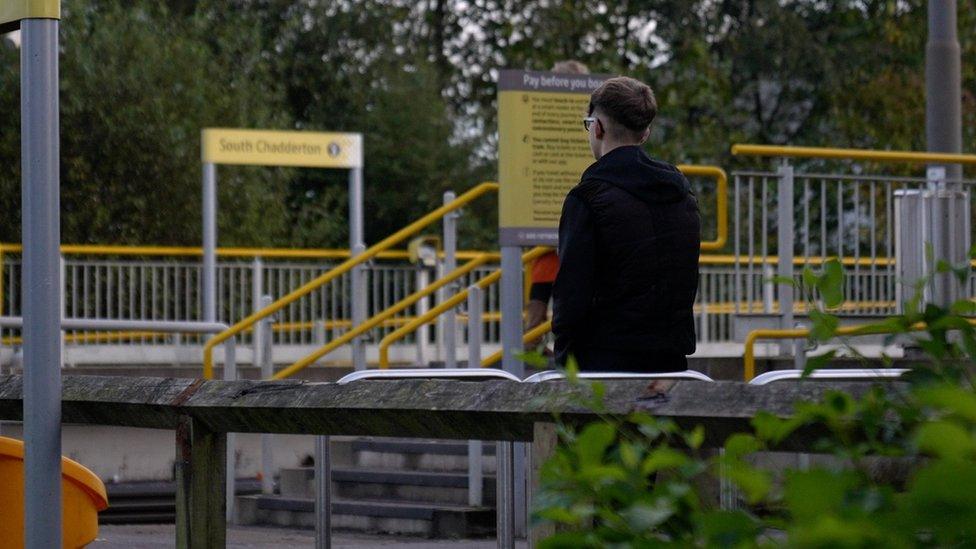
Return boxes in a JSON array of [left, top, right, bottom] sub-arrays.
[[803, 350, 837, 376], [538, 532, 598, 549], [809, 309, 840, 341], [685, 425, 705, 450], [752, 411, 800, 444], [622, 500, 675, 531], [723, 433, 761, 459], [699, 510, 762, 546], [564, 356, 580, 382], [517, 350, 549, 368], [576, 422, 616, 466], [770, 275, 797, 286], [784, 468, 859, 521], [640, 447, 689, 475], [914, 421, 976, 459], [725, 464, 771, 503], [950, 299, 976, 315], [802, 266, 818, 291], [916, 385, 976, 422], [818, 259, 845, 308]]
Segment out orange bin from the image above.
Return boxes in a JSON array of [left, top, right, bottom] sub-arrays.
[[0, 436, 109, 548]]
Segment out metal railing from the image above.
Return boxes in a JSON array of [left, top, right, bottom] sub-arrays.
[[377, 246, 553, 369], [272, 253, 497, 379], [201, 182, 500, 378], [678, 165, 728, 252], [731, 144, 976, 364], [741, 318, 976, 380]]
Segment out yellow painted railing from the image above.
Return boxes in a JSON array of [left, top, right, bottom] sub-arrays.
[[677, 165, 727, 252], [377, 246, 552, 369], [732, 144, 976, 166], [741, 319, 976, 381], [272, 253, 496, 379], [200, 182, 499, 379], [480, 320, 552, 368]]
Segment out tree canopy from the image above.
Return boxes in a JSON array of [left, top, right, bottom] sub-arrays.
[[0, 0, 972, 248]]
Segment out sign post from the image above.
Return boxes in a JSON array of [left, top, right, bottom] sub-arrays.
[[4, 1, 64, 547], [497, 69, 608, 539], [200, 128, 364, 524], [199, 127, 365, 357]]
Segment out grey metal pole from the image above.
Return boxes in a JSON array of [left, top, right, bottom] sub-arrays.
[[224, 339, 237, 523], [926, 1, 964, 309], [258, 295, 275, 495], [466, 286, 483, 506], [496, 440, 515, 549], [202, 162, 217, 323], [21, 18, 63, 549], [251, 258, 264, 368], [500, 246, 524, 377], [351, 244, 367, 371], [926, 0, 963, 184], [315, 435, 332, 549], [416, 268, 431, 366], [777, 164, 794, 355], [443, 191, 459, 369], [499, 245, 527, 536], [349, 168, 367, 371]]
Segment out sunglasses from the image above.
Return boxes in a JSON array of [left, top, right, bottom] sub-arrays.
[[582, 117, 600, 132]]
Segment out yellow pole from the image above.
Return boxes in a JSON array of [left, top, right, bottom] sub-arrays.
[[731, 144, 976, 166], [677, 165, 728, 252]]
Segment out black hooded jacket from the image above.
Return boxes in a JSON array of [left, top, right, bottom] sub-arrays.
[[552, 145, 701, 370]]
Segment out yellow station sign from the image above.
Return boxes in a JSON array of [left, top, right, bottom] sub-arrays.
[[0, 0, 59, 32], [201, 128, 363, 169]]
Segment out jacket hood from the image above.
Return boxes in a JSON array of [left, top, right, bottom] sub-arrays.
[[581, 145, 690, 204]]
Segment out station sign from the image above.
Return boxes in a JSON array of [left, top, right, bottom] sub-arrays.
[[498, 69, 610, 246], [0, 0, 60, 32], [201, 128, 363, 169]]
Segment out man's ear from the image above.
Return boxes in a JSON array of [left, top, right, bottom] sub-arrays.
[[595, 119, 606, 140]]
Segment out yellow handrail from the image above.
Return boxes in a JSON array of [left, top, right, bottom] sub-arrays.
[[202, 182, 500, 379], [677, 165, 727, 252], [377, 246, 552, 369], [739, 320, 976, 381], [272, 253, 495, 379], [731, 144, 976, 166], [480, 319, 552, 368]]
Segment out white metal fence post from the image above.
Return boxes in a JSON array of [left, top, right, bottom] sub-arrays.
[[777, 163, 795, 356], [442, 191, 459, 368], [315, 435, 332, 549], [466, 286, 484, 507], [223, 338, 237, 523], [258, 294, 276, 495]]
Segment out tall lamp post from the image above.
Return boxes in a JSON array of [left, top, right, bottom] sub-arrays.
[[2, 2, 64, 547]]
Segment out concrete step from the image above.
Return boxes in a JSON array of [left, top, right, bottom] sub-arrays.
[[236, 495, 495, 538], [99, 478, 261, 525], [352, 439, 497, 473], [278, 466, 496, 505]]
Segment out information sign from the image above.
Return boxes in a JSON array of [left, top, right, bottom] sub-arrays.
[[498, 69, 609, 245], [0, 0, 59, 32]]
